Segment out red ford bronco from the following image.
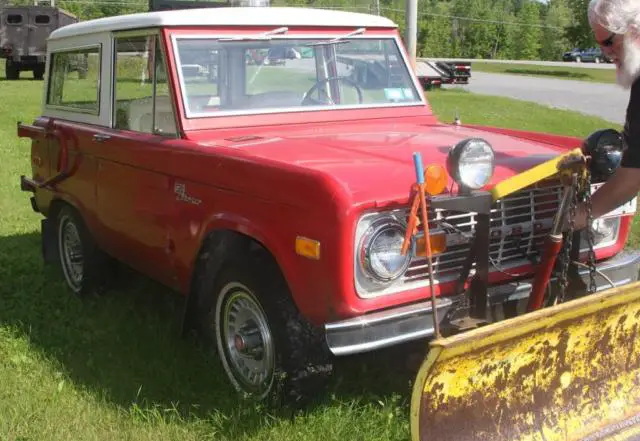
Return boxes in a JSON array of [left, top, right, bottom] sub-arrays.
[[17, 6, 639, 402]]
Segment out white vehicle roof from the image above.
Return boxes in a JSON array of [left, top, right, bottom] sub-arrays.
[[48, 7, 397, 40]]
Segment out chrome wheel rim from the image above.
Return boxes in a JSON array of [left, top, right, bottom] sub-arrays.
[[217, 283, 275, 397], [58, 214, 83, 292]]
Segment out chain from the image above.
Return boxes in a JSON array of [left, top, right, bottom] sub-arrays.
[[556, 168, 598, 304], [582, 171, 598, 294], [557, 174, 577, 304]]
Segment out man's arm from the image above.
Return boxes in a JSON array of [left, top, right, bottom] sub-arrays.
[[572, 166, 640, 230]]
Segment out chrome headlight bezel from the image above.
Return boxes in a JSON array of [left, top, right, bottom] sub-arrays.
[[579, 183, 630, 251], [357, 214, 412, 286], [446, 138, 496, 191]]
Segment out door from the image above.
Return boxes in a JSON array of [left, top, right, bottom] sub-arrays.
[[94, 32, 180, 288]]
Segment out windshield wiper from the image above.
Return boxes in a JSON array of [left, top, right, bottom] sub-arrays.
[[219, 26, 288, 42], [306, 27, 366, 46]]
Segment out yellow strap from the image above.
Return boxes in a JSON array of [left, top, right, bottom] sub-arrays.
[[490, 147, 584, 201]]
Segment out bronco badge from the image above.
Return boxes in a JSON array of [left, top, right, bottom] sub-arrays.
[[174, 182, 202, 205]]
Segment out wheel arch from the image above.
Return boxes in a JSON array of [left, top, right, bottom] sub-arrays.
[[181, 225, 333, 402], [48, 196, 72, 220], [180, 225, 298, 337], [46, 192, 90, 220], [44, 194, 105, 260]]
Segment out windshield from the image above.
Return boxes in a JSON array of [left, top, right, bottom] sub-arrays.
[[173, 36, 422, 117]]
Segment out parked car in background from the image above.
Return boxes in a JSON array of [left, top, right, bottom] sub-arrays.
[[579, 47, 611, 63], [563, 47, 612, 63], [562, 48, 582, 62], [246, 46, 301, 65]]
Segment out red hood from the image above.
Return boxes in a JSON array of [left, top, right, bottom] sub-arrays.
[[193, 122, 576, 207]]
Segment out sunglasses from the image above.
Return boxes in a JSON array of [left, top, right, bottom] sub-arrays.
[[598, 32, 617, 47]]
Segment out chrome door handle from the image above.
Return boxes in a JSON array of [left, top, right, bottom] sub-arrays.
[[93, 134, 111, 143]]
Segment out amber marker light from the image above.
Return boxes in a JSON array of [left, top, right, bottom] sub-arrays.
[[424, 164, 448, 196], [414, 231, 447, 257], [295, 236, 321, 260]]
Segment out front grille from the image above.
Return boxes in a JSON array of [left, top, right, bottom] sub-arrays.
[[402, 181, 563, 285]]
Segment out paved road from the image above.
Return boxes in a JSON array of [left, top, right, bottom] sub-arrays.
[[446, 71, 630, 125], [423, 58, 616, 70]]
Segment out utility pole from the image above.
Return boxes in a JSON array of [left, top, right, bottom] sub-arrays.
[[405, 0, 417, 67]]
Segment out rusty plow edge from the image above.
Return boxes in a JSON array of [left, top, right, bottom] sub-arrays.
[[410, 281, 640, 441]]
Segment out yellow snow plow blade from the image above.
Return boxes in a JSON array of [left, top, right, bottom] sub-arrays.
[[410, 280, 640, 441]]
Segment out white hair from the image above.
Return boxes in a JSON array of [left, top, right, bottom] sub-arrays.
[[588, 0, 640, 34]]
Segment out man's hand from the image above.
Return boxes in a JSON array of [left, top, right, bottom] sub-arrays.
[[561, 167, 640, 232], [565, 202, 588, 231]]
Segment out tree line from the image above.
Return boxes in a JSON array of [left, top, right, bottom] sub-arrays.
[[409, 0, 597, 60], [360, 0, 596, 61], [4, 0, 597, 61]]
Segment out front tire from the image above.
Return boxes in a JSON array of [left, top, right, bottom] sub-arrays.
[[215, 278, 277, 399], [195, 249, 333, 405]]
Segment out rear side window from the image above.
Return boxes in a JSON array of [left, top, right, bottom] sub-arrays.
[[113, 34, 177, 136], [47, 46, 101, 114], [7, 14, 23, 25], [35, 15, 50, 25]]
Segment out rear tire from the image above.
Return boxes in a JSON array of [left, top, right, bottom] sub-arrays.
[[55, 205, 110, 296], [33, 64, 45, 80], [5, 60, 19, 80], [195, 248, 333, 405]]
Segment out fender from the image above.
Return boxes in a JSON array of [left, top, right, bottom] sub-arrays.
[[18, 119, 100, 251], [179, 210, 320, 335], [195, 211, 301, 295], [18, 119, 82, 191]]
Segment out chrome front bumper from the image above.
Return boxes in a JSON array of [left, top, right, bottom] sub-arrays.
[[325, 251, 640, 357]]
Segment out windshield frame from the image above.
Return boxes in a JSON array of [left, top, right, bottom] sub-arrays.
[[168, 29, 426, 120]]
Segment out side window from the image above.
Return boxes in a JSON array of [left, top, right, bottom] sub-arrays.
[[113, 34, 177, 136], [35, 15, 51, 25], [7, 14, 23, 25], [46, 46, 99, 113]]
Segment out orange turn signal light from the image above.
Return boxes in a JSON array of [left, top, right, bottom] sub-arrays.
[[414, 231, 447, 257], [295, 236, 321, 260], [424, 164, 448, 196]]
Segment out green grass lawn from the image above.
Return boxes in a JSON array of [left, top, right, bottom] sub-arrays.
[[0, 62, 638, 441], [426, 88, 624, 136], [471, 61, 618, 84]]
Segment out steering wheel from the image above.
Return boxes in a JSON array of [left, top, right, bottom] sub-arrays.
[[302, 76, 364, 106]]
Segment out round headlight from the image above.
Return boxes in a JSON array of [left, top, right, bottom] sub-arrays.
[[446, 138, 495, 191], [359, 218, 411, 283], [583, 128, 623, 182]]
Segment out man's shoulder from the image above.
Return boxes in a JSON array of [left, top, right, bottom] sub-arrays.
[[632, 77, 640, 96], [626, 77, 640, 117]]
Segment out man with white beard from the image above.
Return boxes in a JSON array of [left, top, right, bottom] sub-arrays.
[[570, 0, 640, 230]]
